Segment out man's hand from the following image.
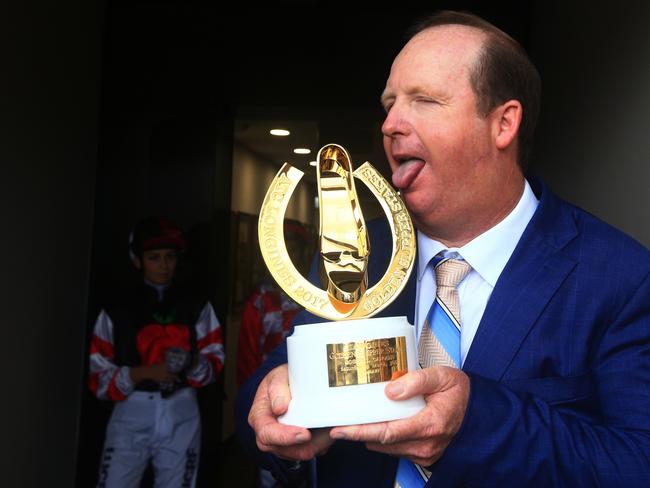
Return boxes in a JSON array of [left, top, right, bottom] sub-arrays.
[[329, 366, 470, 467], [248, 364, 335, 462]]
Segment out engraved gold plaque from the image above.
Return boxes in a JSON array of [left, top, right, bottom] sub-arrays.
[[327, 336, 408, 387]]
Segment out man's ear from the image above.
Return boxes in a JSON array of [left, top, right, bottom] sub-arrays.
[[492, 100, 522, 150], [132, 256, 142, 269]]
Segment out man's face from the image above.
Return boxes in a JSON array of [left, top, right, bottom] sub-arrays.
[[381, 26, 509, 246], [139, 248, 178, 285]]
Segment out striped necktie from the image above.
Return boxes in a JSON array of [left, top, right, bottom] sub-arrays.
[[418, 257, 472, 368], [395, 256, 472, 487]]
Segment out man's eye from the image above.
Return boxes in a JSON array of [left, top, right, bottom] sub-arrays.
[[380, 99, 394, 113], [417, 97, 445, 107]]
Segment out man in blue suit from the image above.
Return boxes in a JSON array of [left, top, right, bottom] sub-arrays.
[[236, 11, 650, 487]]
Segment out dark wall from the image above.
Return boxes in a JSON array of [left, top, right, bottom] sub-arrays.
[[216, 1, 532, 110], [0, 2, 104, 486], [531, 1, 650, 246], [89, 4, 233, 302], [77, 5, 235, 486]]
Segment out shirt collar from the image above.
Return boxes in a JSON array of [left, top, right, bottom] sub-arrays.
[[417, 179, 539, 287], [144, 279, 171, 302]]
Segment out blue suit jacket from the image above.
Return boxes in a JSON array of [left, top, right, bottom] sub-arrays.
[[236, 180, 650, 487]]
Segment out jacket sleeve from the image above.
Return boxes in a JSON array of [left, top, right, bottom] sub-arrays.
[[186, 302, 225, 387], [427, 270, 650, 487], [88, 310, 135, 401], [235, 337, 311, 486]]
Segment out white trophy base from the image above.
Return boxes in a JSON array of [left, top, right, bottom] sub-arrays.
[[279, 316, 425, 428]]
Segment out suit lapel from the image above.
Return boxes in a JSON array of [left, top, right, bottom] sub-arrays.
[[402, 259, 417, 325], [370, 219, 417, 325], [463, 181, 578, 380], [375, 248, 417, 324]]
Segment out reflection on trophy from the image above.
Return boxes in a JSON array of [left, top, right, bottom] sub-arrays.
[[318, 145, 369, 311], [258, 143, 425, 428]]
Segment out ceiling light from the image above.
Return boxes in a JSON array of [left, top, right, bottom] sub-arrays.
[[293, 148, 311, 155], [270, 129, 290, 136], [309, 160, 318, 166]]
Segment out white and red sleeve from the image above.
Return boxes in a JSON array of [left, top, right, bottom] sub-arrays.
[[186, 302, 225, 388], [88, 310, 135, 401]]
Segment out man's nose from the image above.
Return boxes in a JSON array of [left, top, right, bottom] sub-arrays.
[[381, 104, 409, 138]]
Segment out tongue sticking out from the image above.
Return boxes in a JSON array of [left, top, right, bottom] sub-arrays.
[[392, 159, 425, 189]]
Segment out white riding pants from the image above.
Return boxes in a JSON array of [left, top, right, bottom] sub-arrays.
[[97, 388, 200, 488]]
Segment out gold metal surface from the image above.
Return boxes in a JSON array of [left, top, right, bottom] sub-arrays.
[[258, 143, 416, 321], [327, 336, 408, 387], [317, 145, 369, 312]]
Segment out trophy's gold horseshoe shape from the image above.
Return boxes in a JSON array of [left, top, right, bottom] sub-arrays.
[[258, 143, 415, 321]]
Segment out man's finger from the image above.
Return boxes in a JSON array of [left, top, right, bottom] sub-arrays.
[[258, 429, 333, 462], [385, 366, 459, 400], [330, 417, 417, 444], [249, 383, 309, 445], [256, 421, 311, 449], [266, 365, 292, 416], [248, 377, 273, 429]]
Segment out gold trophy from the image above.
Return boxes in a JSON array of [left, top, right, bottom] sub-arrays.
[[258, 143, 425, 427]]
